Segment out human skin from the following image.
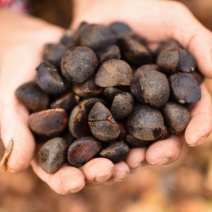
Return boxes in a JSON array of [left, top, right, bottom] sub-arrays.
[[0, 0, 212, 194]]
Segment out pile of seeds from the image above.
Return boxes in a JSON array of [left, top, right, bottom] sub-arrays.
[[15, 22, 203, 174]]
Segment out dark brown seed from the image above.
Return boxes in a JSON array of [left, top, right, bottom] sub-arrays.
[[69, 98, 105, 138], [38, 137, 69, 174], [36, 62, 66, 96], [67, 136, 102, 167], [157, 48, 196, 74], [126, 134, 150, 148], [29, 109, 67, 137], [74, 22, 91, 40], [72, 76, 103, 98], [97, 45, 121, 64], [99, 141, 129, 163], [188, 70, 204, 84], [88, 102, 120, 142], [130, 64, 162, 104], [15, 81, 49, 112], [78, 24, 116, 51], [157, 48, 179, 74], [156, 40, 181, 55], [111, 92, 134, 120], [95, 59, 133, 87], [127, 104, 164, 141], [43, 43, 68, 68], [50, 92, 77, 113], [60, 30, 77, 48], [136, 66, 170, 108], [162, 102, 190, 135], [61, 46, 98, 83], [118, 37, 152, 66], [178, 49, 196, 72], [109, 22, 132, 38], [131, 34, 148, 46], [103, 87, 122, 102], [169, 73, 201, 104]]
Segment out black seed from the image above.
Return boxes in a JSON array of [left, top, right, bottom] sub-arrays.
[[95, 59, 133, 87], [67, 136, 102, 167], [162, 102, 190, 135], [36, 62, 66, 96], [38, 137, 69, 174], [99, 141, 129, 163], [15, 81, 49, 112], [61, 46, 98, 83], [127, 104, 164, 141], [169, 72, 201, 104], [88, 102, 120, 142]]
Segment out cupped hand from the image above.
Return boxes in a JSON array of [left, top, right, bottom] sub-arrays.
[[0, 10, 116, 195], [71, 0, 212, 181]]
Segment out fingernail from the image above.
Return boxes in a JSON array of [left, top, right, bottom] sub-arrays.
[[151, 156, 171, 166], [69, 181, 85, 193], [188, 135, 207, 147], [112, 170, 130, 182], [0, 139, 14, 172], [131, 161, 146, 171], [94, 170, 113, 183]]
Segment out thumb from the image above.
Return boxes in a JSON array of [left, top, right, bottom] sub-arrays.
[[0, 101, 35, 173], [168, 2, 212, 78], [0, 43, 39, 173]]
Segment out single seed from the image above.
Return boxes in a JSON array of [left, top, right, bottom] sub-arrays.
[[109, 22, 132, 38], [15, 81, 49, 112], [88, 102, 120, 142], [36, 62, 66, 96], [118, 37, 152, 66], [162, 102, 190, 135], [95, 59, 133, 87], [29, 109, 67, 137], [72, 76, 103, 98], [110, 92, 134, 120], [38, 137, 69, 174], [67, 136, 102, 167], [97, 45, 121, 64], [50, 92, 77, 113], [78, 24, 116, 51], [99, 141, 129, 163], [61, 46, 98, 83], [169, 73, 201, 104], [127, 104, 164, 141], [43, 43, 68, 68]]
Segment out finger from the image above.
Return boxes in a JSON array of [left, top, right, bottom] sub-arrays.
[[31, 159, 85, 195], [81, 158, 114, 185], [146, 136, 184, 165], [125, 148, 146, 170], [185, 84, 212, 146], [0, 43, 40, 173], [0, 101, 35, 173], [110, 161, 130, 182]]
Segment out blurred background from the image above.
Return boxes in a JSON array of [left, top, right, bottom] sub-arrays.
[[1, 0, 212, 211]]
